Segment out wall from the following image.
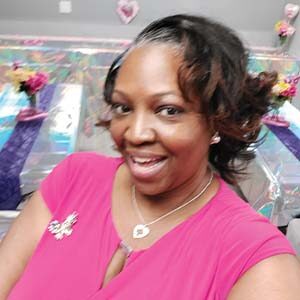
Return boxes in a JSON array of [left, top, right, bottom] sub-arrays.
[[0, 0, 285, 46], [282, 1, 300, 108], [1, 0, 300, 108], [285, 0, 300, 57]]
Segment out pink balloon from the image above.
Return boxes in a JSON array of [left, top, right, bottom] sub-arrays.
[[116, 0, 139, 24]]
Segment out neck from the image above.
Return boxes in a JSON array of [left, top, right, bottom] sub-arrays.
[[133, 166, 212, 219]]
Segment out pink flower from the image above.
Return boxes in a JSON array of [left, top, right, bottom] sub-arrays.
[[281, 85, 297, 97], [25, 72, 49, 95], [279, 25, 289, 36], [288, 85, 297, 97], [275, 20, 296, 37]]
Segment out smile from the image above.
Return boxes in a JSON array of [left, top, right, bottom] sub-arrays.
[[127, 155, 167, 180]]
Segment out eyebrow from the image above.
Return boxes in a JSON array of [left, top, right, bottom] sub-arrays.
[[112, 89, 181, 98]]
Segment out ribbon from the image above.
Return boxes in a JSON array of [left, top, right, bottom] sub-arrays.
[[265, 124, 300, 161], [0, 84, 56, 209]]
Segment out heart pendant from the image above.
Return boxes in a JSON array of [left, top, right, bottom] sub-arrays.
[[116, 0, 139, 24], [132, 224, 150, 239]]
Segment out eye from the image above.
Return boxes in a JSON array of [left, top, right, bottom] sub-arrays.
[[111, 103, 131, 116], [157, 106, 183, 117]]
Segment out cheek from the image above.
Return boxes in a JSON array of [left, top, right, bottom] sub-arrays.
[[159, 123, 210, 155], [109, 121, 125, 147]]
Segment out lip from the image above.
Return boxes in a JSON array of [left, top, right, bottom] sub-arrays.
[[125, 153, 168, 180]]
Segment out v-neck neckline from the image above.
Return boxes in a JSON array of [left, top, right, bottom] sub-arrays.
[[108, 157, 222, 257], [95, 157, 224, 296]]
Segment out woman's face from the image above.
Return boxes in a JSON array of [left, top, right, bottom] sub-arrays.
[[109, 44, 212, 195]]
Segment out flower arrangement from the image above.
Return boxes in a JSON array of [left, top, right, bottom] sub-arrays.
[[6, 62, 49, 108], [274, 3, 299, 49], [263, 74, 299, 127], [271, 74, 298, 109], [274, 20, 296, 45], [6, 62, 49, 121]]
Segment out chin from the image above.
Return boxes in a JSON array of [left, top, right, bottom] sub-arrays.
[[133, 180, 169, 197]]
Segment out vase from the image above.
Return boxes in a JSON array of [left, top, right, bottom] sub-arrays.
[[16, 93, 48, 122], [275, 37, 290, 56]]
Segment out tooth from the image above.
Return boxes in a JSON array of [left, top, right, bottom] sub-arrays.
[[134, 157, 152, 163]]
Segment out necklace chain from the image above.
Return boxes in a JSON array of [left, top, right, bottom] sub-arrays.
[[132, 170, 214, 228]]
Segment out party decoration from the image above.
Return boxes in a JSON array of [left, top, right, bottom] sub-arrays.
[[274, 3, 299, 51], [6, 62, 49, 121], [284, 3, 300, 21], [274, 20, 296, 45], [262, 74, 299, 127], [22, 39, 44, 46], [0, 84, 56, 209], [116, 0, 139, 24]]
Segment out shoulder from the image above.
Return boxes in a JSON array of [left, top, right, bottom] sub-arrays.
[[39, 152, 123, 214], [214, 179, 294, 257], [60, 152, 123, 179], [197, 178, 282, 242], [67, 152, 122, 168], [210, 178, 296, 297], [211, 179, 281, 233], [228, 253, 300, 299]]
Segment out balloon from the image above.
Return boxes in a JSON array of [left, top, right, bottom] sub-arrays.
[[116, 0, 139, 25], [284, 3, 300, 20]]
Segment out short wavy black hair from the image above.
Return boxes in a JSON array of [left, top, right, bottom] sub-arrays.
[[102, 14, 276, 184]]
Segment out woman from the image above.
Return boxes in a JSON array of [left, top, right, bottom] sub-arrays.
[[1, 14, 300, 299]]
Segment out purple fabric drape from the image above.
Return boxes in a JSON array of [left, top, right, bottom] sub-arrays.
[[0, 84, 55, 209], [265, 124, 300, 161]]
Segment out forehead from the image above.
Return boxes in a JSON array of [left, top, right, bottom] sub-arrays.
[[115, 44, 183, 91]]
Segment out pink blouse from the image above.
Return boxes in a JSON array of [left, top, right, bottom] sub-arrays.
[[8, 153, 295, 299]]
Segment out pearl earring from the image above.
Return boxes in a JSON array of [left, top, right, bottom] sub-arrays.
[[210, 132, 221, 145]]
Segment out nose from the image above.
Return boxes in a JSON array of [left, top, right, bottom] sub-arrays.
[[124, 111, 156, 145]]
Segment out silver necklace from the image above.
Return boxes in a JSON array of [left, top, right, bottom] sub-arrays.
[[132, 171, 214, 239]]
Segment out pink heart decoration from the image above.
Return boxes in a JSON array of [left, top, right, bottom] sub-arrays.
[[117, 0, 139, 24], [16, 108, 48, 122], [22, 39, 44, 46], [284, 3, 300, 20]]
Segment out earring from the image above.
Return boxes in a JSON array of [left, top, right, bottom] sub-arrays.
[[210, 132, 221, 145]]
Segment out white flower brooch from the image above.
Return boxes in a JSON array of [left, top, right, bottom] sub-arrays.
[[48, 212, 78, 240]]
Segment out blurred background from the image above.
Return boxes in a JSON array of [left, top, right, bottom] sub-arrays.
[[0, 1, 300, 238]]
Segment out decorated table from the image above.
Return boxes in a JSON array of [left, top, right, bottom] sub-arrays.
[[239, 102, 300, 227], [0, 83, 84, 209], [0, 35, 300, 226]]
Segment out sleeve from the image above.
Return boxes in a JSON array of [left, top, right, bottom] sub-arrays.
[[39, 154, 73, 214], [216, 214, 296, 298]]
